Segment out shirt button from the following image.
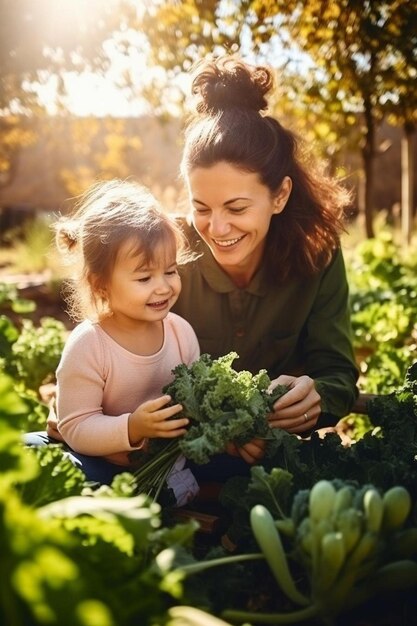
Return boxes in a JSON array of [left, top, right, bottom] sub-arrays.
[[235, 328, 245, 337]]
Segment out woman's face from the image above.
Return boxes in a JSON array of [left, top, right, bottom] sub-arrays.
[[187, 161, 291, 284]]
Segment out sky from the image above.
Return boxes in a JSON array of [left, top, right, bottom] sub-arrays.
[[34, 28, 155, 117], [37, 71, 149, 117]]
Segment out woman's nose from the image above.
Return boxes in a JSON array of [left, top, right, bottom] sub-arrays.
[[209, 213, 230, 237]]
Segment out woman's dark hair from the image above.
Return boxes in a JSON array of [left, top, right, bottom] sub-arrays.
[[181, 55, 351, 282]]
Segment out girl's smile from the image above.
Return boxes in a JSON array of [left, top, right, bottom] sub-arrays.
[[147, 298, 170, 310]]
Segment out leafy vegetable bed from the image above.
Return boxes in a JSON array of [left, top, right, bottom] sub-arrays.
[[1, 260, 417, 626]]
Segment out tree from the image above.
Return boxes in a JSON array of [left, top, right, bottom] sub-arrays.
[[0, 116, 35, 187], [59, 118, 141, 197], [135, 0, 417, 239], [379, 1, 417, 245], [245, 0, 416, 237]]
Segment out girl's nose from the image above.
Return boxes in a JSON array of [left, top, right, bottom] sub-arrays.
[[154, 275, 171, 292]]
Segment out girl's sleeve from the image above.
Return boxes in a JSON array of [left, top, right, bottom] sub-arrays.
[[56, 327, 137, 456], [170, 313, 200, 366]]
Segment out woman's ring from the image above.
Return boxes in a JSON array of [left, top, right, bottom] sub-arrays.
[[303, 412, 309, 423]]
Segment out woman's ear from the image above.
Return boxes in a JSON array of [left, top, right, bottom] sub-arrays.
[[272, 176, 292, 214]]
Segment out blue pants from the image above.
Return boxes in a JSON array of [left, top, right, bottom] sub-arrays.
[[23, 431, 251, 485], [23, 431, 129, 484]]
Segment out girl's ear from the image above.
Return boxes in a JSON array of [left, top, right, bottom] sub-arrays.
[[88, 272, 106, 298], [272, 176, 292, 214]]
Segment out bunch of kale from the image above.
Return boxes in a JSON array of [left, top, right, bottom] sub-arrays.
[[164, 352, 287, 464], [133, 352, 288, 501]]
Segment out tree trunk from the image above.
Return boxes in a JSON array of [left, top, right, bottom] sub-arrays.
[[361, 98, 376, 238], [401, 123, 415, 246]]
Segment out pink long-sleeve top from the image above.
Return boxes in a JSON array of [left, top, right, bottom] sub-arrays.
[[56, 312, 200, 466]]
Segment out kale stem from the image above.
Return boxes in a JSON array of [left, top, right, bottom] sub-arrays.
[[222, 603, 319, 624], [134, 439, 181, 501], [180, 552, 264, 576]]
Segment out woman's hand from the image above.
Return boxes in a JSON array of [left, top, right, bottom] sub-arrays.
[[226, 438, 266, 464], [268, 374, 321, 434], [224, 374, 321, 462]]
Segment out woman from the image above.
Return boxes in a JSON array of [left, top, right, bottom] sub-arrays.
[[171, 54, 358, 465]]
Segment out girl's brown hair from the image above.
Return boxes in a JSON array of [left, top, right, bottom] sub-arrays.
[[181, 55, 351, 283], [56, 179, 190, 321]]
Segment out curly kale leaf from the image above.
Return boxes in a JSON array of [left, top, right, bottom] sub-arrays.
[[162, 352, 288, 464], [368, 360, 417, 445], [163, 361, 205, 422], [180, 408, 257, 464]]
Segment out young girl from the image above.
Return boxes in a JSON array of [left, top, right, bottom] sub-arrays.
[[52, 179, 200, 497]]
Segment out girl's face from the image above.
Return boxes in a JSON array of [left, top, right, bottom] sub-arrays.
[[187, 161, 291, 285], [103, 238, 181, 327]]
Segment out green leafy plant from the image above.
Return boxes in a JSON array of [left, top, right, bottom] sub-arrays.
[[0, 281, 36, 314], [133, 352, 288, 501], [5, 215, 56, 274], [153, 468, 417, 625], [8, 317, 67, 391], [219, 362, 417, 529], [220, 481, 417, 624], [347, 233, 417, 394], [0, 372, 196, 626]]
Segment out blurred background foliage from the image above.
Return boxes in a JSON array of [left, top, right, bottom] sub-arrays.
[[0, 0, 415, 242]]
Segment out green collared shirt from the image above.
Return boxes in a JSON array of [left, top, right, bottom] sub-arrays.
[[173, 221, 359, 423]]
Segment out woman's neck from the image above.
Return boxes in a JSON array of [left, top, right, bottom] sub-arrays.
[[217, 255, 261, 288], [225, 267, 253, 289], [213, 240, 264, 289]]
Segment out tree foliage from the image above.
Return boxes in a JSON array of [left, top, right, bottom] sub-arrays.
[[1, 0, 415, 238], [260, 0, 417, 236], [134, 0, 416, 237]]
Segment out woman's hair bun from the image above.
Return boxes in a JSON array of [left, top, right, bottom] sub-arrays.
[[191, 55, 273, 114]]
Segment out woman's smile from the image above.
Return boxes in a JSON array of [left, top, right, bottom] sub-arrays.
[[212, 234, 246, 248]]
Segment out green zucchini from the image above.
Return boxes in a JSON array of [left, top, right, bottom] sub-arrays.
[[250, 505, 309, 606]]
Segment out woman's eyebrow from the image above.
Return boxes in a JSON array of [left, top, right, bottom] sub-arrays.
[[224, 196, 250, 205], [193, 196, 250, 205], [192, 197, 208, 206]]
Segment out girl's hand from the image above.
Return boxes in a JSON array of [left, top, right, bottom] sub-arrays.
[[226, 438, 266, 464], [46, 408, 65, 442], [128, 395, 189, 444], [268, 375, 321, 434]]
